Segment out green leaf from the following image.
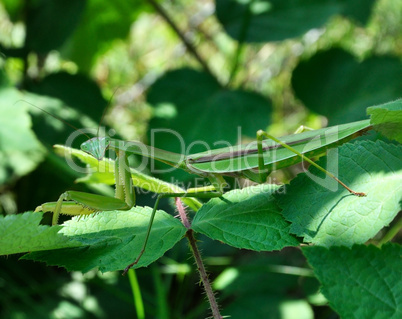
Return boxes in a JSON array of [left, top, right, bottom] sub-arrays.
[[0, 212, 79, 255], [67, 0, 149, 71], [277, 140, 402, 247], [292, 49, 402, 124], [1, 0, 24, 22], [215, 253, 315, 319], [0, 68, 9, 87], [216, 0, 375, 42], [0, 88, 46, 185], [25, 0, 85, 53], [149, 68, 272, 149], [22, 206, 187, 272], [367, 99, 402, 143], [224, 296, 313, 319], [148, 68, 272, 180], [26, 72, 108, 121], [192, 184, 299, 251], [303, 244, 402, 319]]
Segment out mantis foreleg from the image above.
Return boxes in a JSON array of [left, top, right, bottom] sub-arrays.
[[36, 151, 134, 225], [115, 149, 135, 207]]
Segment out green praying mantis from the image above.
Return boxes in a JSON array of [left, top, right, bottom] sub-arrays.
[[35, 108, 371, 273]]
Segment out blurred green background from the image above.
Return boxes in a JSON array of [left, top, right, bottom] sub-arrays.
[[0, 0, 401, 318]]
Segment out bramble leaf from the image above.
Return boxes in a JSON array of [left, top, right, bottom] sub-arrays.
[[292, 49, 402, 124], [216, 0, 375, 42], [21, 207, 186, 272], [25, 0, 85, 53], [192, 184, 299, 251], [0, 88, 46, 185], [67, 0, 149, 71], [0, 212, 79, 255], [303, 244, 402, 319], [147, 68, 272, 181], [277, 140, 402, 247]]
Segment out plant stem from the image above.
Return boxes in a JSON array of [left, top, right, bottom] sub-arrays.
[[227, 1, 252, 86], [147, 0, 214, 79], [186, 229, 222, 319], [175, 198, 222, 318], [152, 264, 169, 319], [175, 197, 222, 319], [378, 216, 402, 246], [175, 197, 191, 229], [127, 269, 145, 319]]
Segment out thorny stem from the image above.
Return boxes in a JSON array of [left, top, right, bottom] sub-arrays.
[[147, 0, 215, 79], [175, 199, 222, 319], [187, 230, 222, 319], [175, 197, 191, 229]]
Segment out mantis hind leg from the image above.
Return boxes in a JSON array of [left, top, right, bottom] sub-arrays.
[[256, 130, 272, 183], [256, 129, 366, 197], [293, 125, 314, 134]]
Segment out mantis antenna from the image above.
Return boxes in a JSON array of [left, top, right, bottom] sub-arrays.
[[15, 100, 92, 139], [96, 87, 122, 138]]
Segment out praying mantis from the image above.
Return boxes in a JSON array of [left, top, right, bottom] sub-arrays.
[[35, 114, 371, 273]]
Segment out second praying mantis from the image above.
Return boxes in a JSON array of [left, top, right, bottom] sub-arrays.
[[35, 114, 371, 273]]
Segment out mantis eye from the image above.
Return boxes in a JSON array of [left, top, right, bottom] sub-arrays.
[[103, 137, 111, 147]]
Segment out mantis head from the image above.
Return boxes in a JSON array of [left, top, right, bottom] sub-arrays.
[[81, 137, 111, 160]]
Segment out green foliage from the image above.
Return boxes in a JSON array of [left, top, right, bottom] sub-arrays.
[[216, 253, 316, 319], [0, 88, 45, 185], [148, 68, 273, 180], [66, 0, 150, 71], [26, 72, 108, 121], [0, 212, 76, 254], [192, 184, 299, 250], [149, 68, 273, 147], [24, 0, 86, 53], [0, 0, 401, 318], [216, 0, 376, 42], [22, 207, 186, 272], [303, 244, 402, 319], [278, 140, 402, 246], [292, 49, 402, 124]]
